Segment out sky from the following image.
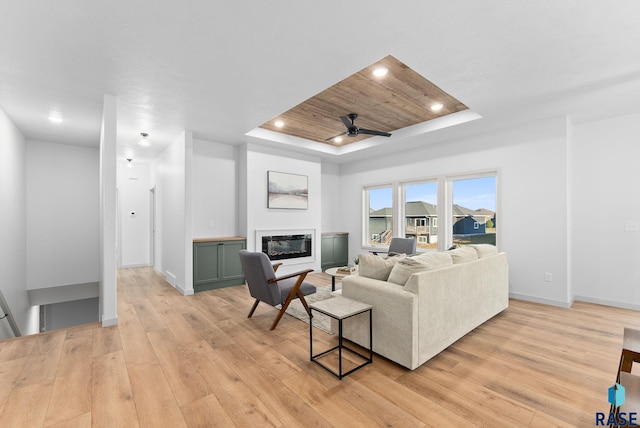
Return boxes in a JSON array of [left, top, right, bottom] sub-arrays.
[[369, 176, 496, 212]]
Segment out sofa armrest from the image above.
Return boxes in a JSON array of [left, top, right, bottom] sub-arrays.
[[340, 275, 419, 369]]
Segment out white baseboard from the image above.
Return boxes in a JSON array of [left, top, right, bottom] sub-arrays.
[[510, 292, 640, 312], [119, 263, 150, 269], [573, 295, 640, 312], [509, 292, 572, 308], [101, 315, 118, 327], [175, 283, 194, 296]]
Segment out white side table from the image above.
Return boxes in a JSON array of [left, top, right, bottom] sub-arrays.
[[309, 296, 372, 379], [324, 267, 357, 291]]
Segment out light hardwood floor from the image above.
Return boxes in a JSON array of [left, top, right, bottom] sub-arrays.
[[0, 266, 636, 427]]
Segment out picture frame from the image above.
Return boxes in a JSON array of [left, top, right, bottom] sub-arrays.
[[267, 171, 308, 209]]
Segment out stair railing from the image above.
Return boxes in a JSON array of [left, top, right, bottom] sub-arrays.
[[0, 289, 21, 337]]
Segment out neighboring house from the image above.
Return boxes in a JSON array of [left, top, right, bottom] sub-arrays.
[[452, 204, 493, 235], [404, 201, 438, 244], [368, 207, 393, 243], [453, 216, 486, 235], [369, 202, 494, 245]]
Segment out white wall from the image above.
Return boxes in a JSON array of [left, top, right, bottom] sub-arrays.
[[26, 140, 100, 288], [321, 162, 342, 233], [242, 144, 322, 274], [45, 297, 99, 331], [339, 117, 570, 306], [150, 131, 193, 294], [571, 112, 640, 309], [117, 161, 150, 267], [192, 139, 238, 238], [0, 108, 37, 338]]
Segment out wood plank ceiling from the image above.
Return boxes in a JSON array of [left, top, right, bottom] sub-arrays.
[[260, 55, 469, 147]]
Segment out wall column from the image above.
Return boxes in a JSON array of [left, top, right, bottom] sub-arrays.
[[100, 94, 118, 326]]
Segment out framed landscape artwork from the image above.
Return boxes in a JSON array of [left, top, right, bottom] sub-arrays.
[[268, 171, 308, 209]]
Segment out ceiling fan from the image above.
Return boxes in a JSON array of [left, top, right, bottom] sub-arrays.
[[325, 113, 392, 141]]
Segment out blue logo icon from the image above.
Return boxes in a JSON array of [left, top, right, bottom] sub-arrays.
[[609, 383, 626, 408], [597, 383, 637, 426]]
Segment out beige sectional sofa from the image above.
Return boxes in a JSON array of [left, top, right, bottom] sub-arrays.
[[335, 245, 509, 370]]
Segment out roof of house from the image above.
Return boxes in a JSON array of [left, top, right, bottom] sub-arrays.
[[405, 201, 437, 216], [371, 202, 494, 218]]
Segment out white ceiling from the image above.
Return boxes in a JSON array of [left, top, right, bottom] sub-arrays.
[[1, 1, 639, 164]]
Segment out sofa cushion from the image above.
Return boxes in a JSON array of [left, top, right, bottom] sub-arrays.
[[388, 252, 453, 285], [469, 244, 498, 258], [412, 251, 453, 268], [358, 253, 405, 281], [447, 246, 479, 264]]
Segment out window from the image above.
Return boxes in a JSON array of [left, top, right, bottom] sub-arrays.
[[363, 171, 497, 251], [402, 180, 438, 250], [364, 185, 393, 247], [451, 175, 496, 247]]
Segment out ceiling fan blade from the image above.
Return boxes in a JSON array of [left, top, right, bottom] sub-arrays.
[[340, 116, 353, 129], [358, 128, 392, 137], [325, 131, 347, 141]]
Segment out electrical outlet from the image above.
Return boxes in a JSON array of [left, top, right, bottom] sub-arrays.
[[544, 272, 552, 282], [209, 220, 214, 230]]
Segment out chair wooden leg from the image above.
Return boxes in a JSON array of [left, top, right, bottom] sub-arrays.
[[248, 299, 260, 318], [270, 307, 287, 330], [297, 290, 311, 316], [270, 273, 308, 330]]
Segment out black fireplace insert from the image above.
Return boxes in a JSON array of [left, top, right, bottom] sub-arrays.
[[261, 234, 312, 261]]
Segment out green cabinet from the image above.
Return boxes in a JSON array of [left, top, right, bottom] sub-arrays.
[[321, 233, 349, 270], [193, 238, 246, 292]]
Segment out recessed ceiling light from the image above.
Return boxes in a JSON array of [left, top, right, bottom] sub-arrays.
[[430, 103, 444, 112], [274, 120, 284, 128], [138, 132, 150, 147], [334, 136, 343, 143], [48, 113, 63, 124], [372, 66, 389, 77]]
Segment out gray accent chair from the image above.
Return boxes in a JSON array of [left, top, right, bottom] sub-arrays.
[[238, 250, 317, 330], [373, 237, 417, 257]]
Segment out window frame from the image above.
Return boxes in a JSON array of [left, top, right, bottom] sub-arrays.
[[399, 178, 439, 253], [362, 182, 395, 249], [362, 169, 500, 252], [446, 170, 499, 250]]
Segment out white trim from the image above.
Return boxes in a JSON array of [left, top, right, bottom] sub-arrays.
[[101, 315, 118, 327], [573, 295, 640, 312], [245, 110, 482, 157], [175, 283, 194, 296], [509, 292, 572, 308], [119, 263, 151, 269]]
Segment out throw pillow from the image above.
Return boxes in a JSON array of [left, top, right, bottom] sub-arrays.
[[388, 253, 452, 285], [446, 246, 479, 264], [468, 244, 498, 258], [412, 251, 454, 269], [357, 253, 404, 281]]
